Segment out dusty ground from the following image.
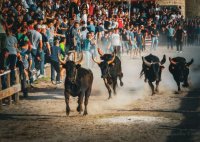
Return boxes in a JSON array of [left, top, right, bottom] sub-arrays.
[[0, 46, 200, 142]]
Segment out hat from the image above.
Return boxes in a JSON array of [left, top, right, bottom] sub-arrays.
[[37, 25, 42, 29], [41, 25, 46, 29]]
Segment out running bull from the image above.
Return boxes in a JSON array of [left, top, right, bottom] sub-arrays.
[[92, 48, 123, 99], [60, 52, 93, 116], [169, 57, 193, 92], [140, 54, 166, 95]]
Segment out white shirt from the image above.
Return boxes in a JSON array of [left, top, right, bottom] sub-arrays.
[[82, 14, 87, 23], [111, 33, 121, 46]]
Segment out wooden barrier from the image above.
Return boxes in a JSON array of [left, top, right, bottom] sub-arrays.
[[0, 68, 21, 108]]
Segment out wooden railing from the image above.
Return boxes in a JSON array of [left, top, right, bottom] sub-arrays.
[[0, 68, 21, 108]]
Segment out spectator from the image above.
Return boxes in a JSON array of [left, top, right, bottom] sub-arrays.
[[0, 16, 7, 50], [28, 25, 43, 72], [174, 25, 184, 53], [50, 40, 62, 84], [18, 41, 32, 83], [121, 28, 129, 54], [166, 24, 175, 50], [111, 28, 122, 58], [101, 32, 111, 54], [72, 21, 81, 55], [82, 32, 91, 68], [0, 48, 9, 89], [59, 37, 66, 81], [6, 28, 18, 85], [151, 24, 159, 51], [41, 24, 51, 70]]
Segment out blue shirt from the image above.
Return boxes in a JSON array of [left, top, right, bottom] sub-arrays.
[[82, 39, 91, 51], [87, 25, 96, 33], [50, 45, 61, 62], [129, 32, 135, 41], [167, 27, 175, 37]]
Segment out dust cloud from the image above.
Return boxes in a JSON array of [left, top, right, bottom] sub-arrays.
[[86, 46, 200, 115]]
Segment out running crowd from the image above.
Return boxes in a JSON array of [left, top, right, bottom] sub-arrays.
[[0, 0, 200, 91]]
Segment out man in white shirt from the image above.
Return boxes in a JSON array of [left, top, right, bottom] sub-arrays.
[[111, 28, 122, 58]]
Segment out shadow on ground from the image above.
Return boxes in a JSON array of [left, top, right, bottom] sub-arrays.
[[164, 64, 200, 142]]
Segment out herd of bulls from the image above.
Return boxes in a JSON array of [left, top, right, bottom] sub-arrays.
[[59, 49, 194, 116]]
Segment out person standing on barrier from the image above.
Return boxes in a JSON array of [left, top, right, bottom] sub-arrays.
[[6, 29, 18, 85], [0, 48, 9, 89]]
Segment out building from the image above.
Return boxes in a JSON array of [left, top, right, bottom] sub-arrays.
[[186, 0, 200, 18], [157, 0, 200, 18]]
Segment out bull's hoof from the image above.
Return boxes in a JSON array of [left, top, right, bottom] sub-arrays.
[[66, 112, 70, 116], [77, 106, 83, 113], [108, 96, 112, 100], [83, 111, 88, 116], [120, 82, 124, 86], [151, 92, 156, 96], [66, 108, 70, 116], [155, 89, 159, 93]]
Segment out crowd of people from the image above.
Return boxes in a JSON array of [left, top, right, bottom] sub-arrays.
[[0, 0, 200, 93]]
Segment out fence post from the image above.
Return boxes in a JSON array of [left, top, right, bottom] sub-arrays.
[[6, 73, 11, 105], [14, 69, 20, 103]]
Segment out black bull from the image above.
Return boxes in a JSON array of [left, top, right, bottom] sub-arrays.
[[92, 49, 123, 99], [60, 52, 93, 116], [140, 54, 166, 95], [169, 57, 193, 92]]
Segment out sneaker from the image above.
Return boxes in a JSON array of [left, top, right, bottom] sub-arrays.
[[179, 51, 183, 53], [38, 75, 44, 78], [51, 80, 56, 85], [56, 81, 63, 84]]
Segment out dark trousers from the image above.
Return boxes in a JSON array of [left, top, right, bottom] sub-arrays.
[[167, 36, 174, 49], [51, 60, 60, 81], [31, 49, 38, 70], [1, 75, 7, 89], [176, 41, 183, 51], [113, 46, 121, 58], [0, 33, 7, 51], [17, 61, 28, 97], [8, 54, 17, 85]]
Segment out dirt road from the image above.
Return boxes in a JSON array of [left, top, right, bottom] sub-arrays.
[[0, 46, 200, 142]]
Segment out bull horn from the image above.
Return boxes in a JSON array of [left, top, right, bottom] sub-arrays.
[[186, 58, 194, 67], [92, 54, 101, 64], [142, 57, 151, 67], [169, 57, 177, 65], [67, 50, 76, 61], [107, 53, 116, 65], [97, 48, 104, 57], [75, 52, 83, 64], [160, 55, 166, 65]]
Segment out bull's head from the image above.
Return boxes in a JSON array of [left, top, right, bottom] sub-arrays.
[[92, 48, 116, 79], [142, 55, 166, 81], [60, 51, 83, 83], [169, 57, 193, 81]]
